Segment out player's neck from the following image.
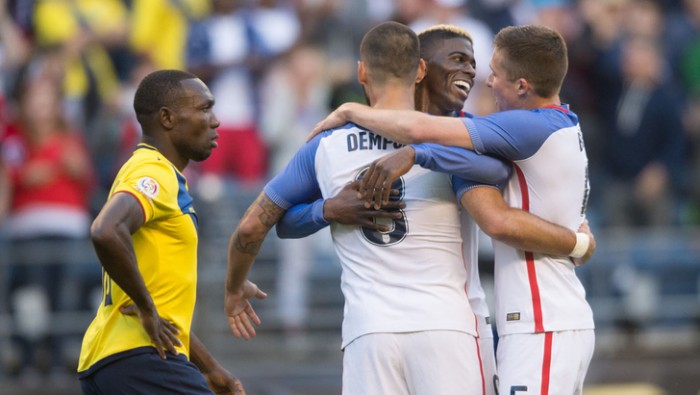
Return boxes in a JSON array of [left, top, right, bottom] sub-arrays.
[[529, 95, 561, 110], [370, 88, 416, 111], [141, 134, 188, 171]]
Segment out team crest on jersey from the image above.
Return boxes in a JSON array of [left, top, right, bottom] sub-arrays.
[[136, 177, 160, 198]]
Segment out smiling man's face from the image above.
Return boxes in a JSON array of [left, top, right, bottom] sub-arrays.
[[422, 36, 476, 115]]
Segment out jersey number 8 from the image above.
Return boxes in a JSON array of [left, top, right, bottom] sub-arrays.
[[356, 168, 408, 246]]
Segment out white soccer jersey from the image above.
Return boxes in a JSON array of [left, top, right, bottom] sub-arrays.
[[460, 211, 493, 339], [462, 105, 595, 335], [265, 123, 483, 348]]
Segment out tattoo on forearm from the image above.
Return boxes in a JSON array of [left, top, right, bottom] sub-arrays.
[[255, 194, 285, 228], [234, 233, 263, 255]]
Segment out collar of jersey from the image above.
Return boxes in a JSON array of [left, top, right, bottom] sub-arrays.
[[542, 104, 569, 113], [137, 142, 158, 151], [135, 143, 183, 176]]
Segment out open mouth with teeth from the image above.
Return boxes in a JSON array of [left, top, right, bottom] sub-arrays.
[[453, 80, 472, 93]]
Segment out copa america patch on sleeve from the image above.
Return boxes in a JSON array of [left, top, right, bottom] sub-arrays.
[[136, 177, 160, 198]]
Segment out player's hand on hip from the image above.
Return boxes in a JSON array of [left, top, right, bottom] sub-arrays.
[[360, 146, 415, 209], [572, 219, 596, 266], [325, 180, 404, 229], [225, 280, 267, 340], [120, 304, 181, 359]]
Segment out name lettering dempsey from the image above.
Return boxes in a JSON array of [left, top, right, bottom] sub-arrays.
[[347, 131, 404, 152]]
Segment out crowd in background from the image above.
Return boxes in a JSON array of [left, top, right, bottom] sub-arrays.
[[0, 0, 698, 382]]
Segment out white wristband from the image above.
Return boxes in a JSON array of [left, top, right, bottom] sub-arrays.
[[569, 232, 590, 259]]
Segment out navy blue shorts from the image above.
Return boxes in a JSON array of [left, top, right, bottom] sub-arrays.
[[79, 348, 213, 395]]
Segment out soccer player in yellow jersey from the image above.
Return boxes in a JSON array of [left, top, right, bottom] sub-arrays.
[[78, 70, 263, 394]]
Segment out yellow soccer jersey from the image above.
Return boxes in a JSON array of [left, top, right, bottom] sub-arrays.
[[78, 143, 199, 373]]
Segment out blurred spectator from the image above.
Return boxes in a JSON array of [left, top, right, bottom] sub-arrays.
[[467, 0, 517, 33], [596, 35, 687, 227], [186, 0, 267, 189], [31, 0, 137, 200], [0, 0, 30, 98], [530, 0, 581, 44], [665, 0, 700, 92], [388, 0, 431, 25], [130, 0, 209, 70], [0, 63, 95, 379], [664, 0, 700, 224], [683, 93, 700, 224], [246, 0, 302, 75], [112, 58, 156, 168], [32, 0, 127, 131], [259, 44, 336, 343]]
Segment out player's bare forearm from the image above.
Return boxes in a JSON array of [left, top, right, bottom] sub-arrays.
[[226, 192, 285, 293], [190, 332, 225, 375], [225, 192, 277, 339], [91, 193, 154, 312], [463, 187, 576, 256], [191, 333, 246, 394]]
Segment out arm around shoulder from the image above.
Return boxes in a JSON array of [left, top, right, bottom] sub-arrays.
[[338, 104, 472, 147]]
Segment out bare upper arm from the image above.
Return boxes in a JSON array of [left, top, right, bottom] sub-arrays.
[[92, 192, 145, 237]]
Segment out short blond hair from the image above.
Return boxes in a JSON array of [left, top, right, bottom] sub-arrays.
[[418, 24, 473, 44], [417, 24, 473, 61]]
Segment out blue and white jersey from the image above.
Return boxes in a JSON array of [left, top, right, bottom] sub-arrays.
[[461, 105, 595, 335], [265, 123, 492, 348]]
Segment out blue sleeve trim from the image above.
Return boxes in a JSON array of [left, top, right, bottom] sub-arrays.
[[462, 117, 485, 154], [452, 176, 503, 202], [413, 144, 428, 166], [411, 142, 510, 185], [263, 185, 293, 210], [276, 199, 330, 239]]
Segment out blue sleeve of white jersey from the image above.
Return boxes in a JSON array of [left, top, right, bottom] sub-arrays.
[[412, 142, 511, 185], [263, 132, 328, 210], [276, 199, 330, 239], [452, 176, 504, 201], [461, 109, 569, 160]]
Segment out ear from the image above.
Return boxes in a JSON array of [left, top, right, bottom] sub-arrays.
[[415, 58, 427, 84], [358, 60, 367, 85], [516, 78, 530, 97], [159, 106, 175, 130]]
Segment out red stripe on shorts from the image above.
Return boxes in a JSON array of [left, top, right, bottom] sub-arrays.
[[541, 332, 553, 395]]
